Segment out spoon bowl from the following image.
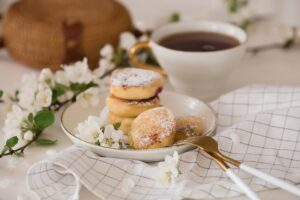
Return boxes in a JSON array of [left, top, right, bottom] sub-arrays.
[[181, 136, 219, 153]]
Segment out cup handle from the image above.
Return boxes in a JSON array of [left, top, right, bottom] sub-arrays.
[[129, 42, 166, 76]]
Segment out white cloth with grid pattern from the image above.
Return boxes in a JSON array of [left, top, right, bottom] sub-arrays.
[[27, 85, 300, 200]]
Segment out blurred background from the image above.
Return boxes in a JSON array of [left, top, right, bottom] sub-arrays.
[[1, 0, 300, 92], [1, 0, 299, 26]]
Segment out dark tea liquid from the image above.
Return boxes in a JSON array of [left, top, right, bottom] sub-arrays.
[[159, 32, 240, 52]]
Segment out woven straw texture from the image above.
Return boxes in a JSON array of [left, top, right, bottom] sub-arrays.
[[2, 0, 132, 70]]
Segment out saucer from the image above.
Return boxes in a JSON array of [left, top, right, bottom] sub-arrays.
[[60, 90, 216, 162]]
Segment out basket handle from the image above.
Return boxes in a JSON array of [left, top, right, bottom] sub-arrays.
[[0, 14, 4, 48]]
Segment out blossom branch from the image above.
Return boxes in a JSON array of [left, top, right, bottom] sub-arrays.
[[0, 132, 40, 157], [0, 90, 4, 103], [248, 26, 299, 54], [0, 110, 55, 158]]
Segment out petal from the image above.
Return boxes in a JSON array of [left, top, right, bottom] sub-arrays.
[[165, 155, 173, 163], [173, 151, 179, 161], [99, 107, 109, 122], [104, 124, 114, 136], [100, 44, 114, 58], [112, 130, 123, 141], [98, 134, 104, 142]]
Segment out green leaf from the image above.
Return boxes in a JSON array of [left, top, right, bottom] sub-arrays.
[[36, 138, 57, 146], [283, 38, 295, 49], [54, 83, 69, 94], [52, 83, 70, 103], [34, 110, 55, 131], [15, 90, 19, 98], [70, 82, 97, 94], [240, 19, 251, 31], [113, 122, 121, 130], [6, 136, 18, 148], [28, 113, 34, 123], [170, 12, 180, 22], [0, 90, 3, 98], [100, 126, 105, 133], [112, 47, 131, 67], [227, 0, 248, 14], [113, 48, 124, 65], [145, 53, 159, 66], [14, 152, 24, 157]]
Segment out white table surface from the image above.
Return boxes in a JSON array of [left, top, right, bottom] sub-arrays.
[[1, 1, 300, 199]]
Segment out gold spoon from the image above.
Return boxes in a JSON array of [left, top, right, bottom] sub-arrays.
[[179, 136, 240, 171], [179, 135, 260, 200], [179, 136, 300, 199]]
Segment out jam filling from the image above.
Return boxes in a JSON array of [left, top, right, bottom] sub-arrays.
[[111, 95, 160, 103]]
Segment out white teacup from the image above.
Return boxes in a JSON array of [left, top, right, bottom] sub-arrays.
[[129, 21, 247, 101]]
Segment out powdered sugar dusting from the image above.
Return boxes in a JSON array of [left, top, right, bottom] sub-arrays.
[[111, 68, 161, 87], [131, 107, 175, 148]]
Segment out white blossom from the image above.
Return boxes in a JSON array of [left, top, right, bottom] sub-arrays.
[[76, 87, 100, 108], [98, 124, 123, 149], [35, 84, 52, 109], [100, 58, 115, 73], [119, 32, 137, 51], [39, 68, 54, 86], [57, 91, 74, 103], [18, 73, 39, 111], [20, 73, 39, 91], [3, 105, 29, 148], [94, 58, 115, 80], [55, 71, 69, 86], [23, 131, 34, 141], [93, 67, 105, 80], [76, 116, 105, 144], [96, 44, 115, 79], [18, 88, 35, 112], [99, 106, 109, 123], [4, 105, 27, 129], [100, 58, 115, 71], [62, 58, 92, 84], [135, 21, 148, 32], [100, 44, 114, 60], [139, 34, 149, 42], [93, 77, 110, 93], [157, 151, 180, 185]]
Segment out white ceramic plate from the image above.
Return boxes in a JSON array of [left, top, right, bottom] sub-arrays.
[[61, 90, 216, 162]]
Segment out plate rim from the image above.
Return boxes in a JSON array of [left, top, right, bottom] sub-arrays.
[[60, 90, 217, 154]]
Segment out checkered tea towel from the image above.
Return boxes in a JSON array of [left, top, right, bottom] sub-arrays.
[[27, 85, 300, 200]]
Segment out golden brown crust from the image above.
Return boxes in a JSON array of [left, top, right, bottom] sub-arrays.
[[130, 107, 176, 149], [106, 95, 160, 118]]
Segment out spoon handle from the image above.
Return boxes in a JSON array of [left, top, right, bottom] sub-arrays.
[[240, 164, 300, 197], [226, 168, 261, 200]]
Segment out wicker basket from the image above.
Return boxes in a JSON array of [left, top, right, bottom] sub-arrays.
[[2, 0, 132, 70]]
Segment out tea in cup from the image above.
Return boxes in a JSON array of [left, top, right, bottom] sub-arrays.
[[129, 21, 247, 101]]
